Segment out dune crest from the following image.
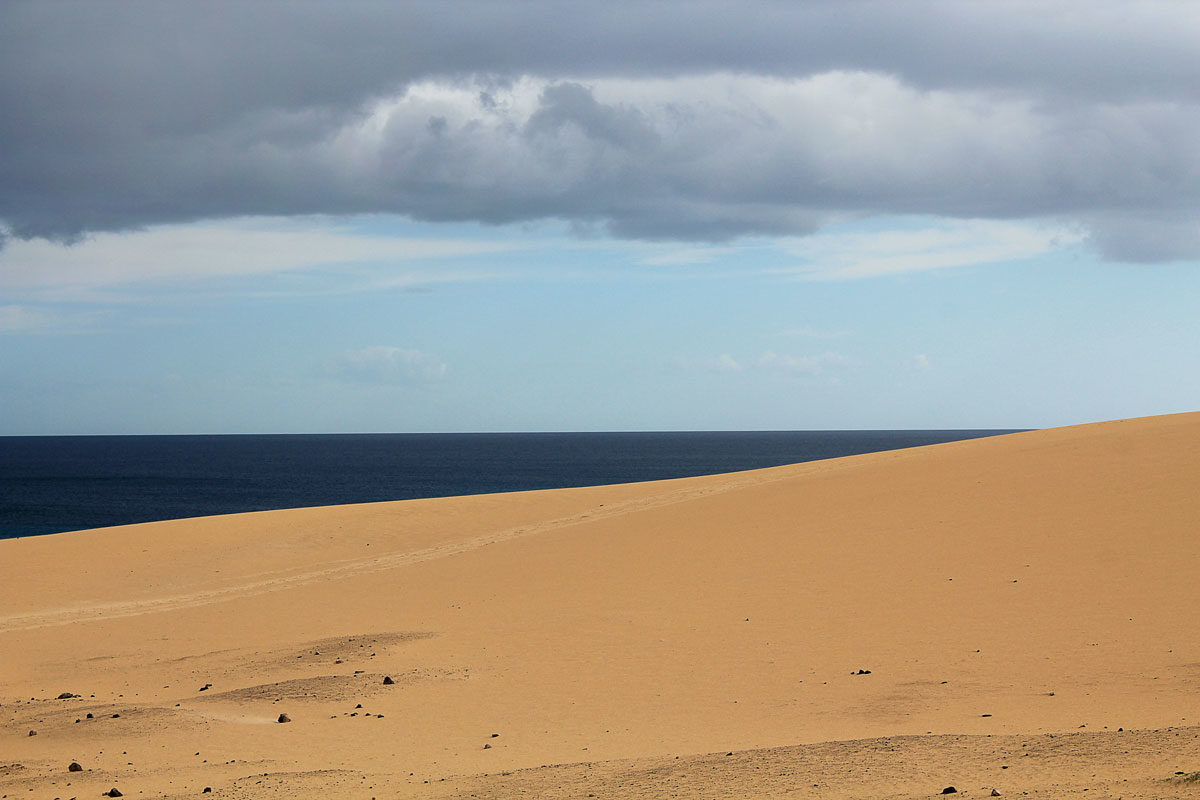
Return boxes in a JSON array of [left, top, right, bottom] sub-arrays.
[[3, 412, 1199, 798]]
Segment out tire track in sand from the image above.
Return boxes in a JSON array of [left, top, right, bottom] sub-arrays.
[[0, 462, 830, 633]]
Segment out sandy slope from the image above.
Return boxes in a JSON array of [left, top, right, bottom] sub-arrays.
[[2, 412, 1199, 799]]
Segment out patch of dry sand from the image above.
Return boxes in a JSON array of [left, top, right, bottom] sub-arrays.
[[2, 411, 1199, 798]]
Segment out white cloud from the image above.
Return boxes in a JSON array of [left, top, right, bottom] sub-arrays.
[[912, 353, 932, 370], [327, 346, 448, 385]]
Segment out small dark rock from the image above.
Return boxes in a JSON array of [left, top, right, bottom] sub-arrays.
[[58, 692, 79, 699], [482, 743, 491, 749], [106, 789, 124, 798], [28, 729, 36, 736], [382, 676, 395, 685], [491, 733, 499, 738], [854, 669, 872, 675], [941, 787, 957, 794], [355, 703, 363, 709], [199, 684, 212, 692], [86, 713, 94, 718], [991, 790, 1001, 797], [277, 713, 291, 723], [69, 762, 83, 772], [112, 713, 120, 718], [203, 788, 212, 794]]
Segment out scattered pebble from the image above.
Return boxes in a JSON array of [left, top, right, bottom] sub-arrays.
[[853, 669, 872, 675], [383, 676, 395, 685], [941, 787, 957, 794], [199, 684, 212, 692], [203, 788, 212, 793], [86, 713, 94, 719], [277, 713, 291, 723], [106, 789, 124, 798], [27, 729, 36, 736], [57, 691, 79, 699], [68, 762, 82, 772]]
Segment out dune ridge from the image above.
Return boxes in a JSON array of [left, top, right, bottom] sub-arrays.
[[3, 412, 1199, 798]]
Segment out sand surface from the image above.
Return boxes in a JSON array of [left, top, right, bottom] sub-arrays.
[[3, 412, 1199, 798]]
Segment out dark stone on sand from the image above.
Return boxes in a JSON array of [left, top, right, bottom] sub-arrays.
[[277, 713, 291, 723], [355, 703, 362, 709], [854, 669, 872, 675], [28, 729, 36, 736], [991, 790, 1001, 797], [483, 743, 491, 749], [199, 684, 212, 691], [491, 733, 499, 737], [69, 762, 83, 772], [106, 789, 124, 797], [383, 676, 395, 685], [203, 788, 212, 793], [86, 713, 94, 718], [58, 692, 79, 699], [112, 713, 120, 718], [941, 787, 957, 794]]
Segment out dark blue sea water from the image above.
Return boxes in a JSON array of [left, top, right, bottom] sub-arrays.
[[0, 430, 1018, 539]]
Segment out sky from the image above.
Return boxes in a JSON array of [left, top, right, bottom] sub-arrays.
[[1, 0, 1199, 434]]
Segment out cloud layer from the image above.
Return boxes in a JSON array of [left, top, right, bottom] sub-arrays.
[[2, 1, 1199, 260]]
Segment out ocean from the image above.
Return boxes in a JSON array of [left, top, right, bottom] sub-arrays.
[[0, 430, 1018, 539]]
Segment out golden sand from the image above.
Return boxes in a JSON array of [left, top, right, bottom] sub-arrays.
[[3, 412, 1199, 798]]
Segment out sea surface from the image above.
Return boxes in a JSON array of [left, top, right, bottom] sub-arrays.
[[0, 430, 1019, 539]]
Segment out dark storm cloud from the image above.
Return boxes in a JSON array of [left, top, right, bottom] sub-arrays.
[[2, 0, 1199, 260]]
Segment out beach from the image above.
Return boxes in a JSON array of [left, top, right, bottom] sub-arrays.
[[3, 411, 1199, 798]]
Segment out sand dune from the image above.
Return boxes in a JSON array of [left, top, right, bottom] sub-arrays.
[[3, 412, 1200, 798]]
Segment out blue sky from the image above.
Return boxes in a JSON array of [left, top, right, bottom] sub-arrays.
[[2, 2, 1198, 434]]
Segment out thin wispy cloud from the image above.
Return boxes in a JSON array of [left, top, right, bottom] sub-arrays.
[[0, 220, 524, 294], [776, 220, 1085, 280]]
